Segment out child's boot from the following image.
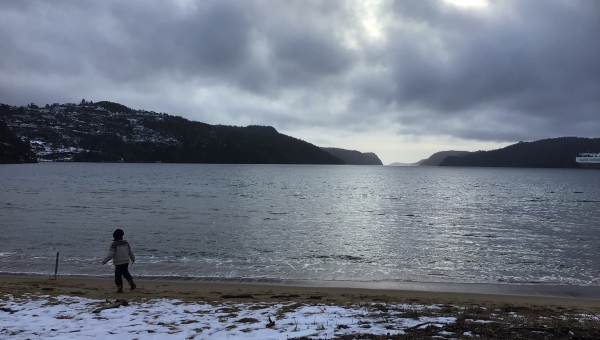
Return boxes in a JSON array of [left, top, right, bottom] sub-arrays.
[[116, 284, 123, 293], [129, 280, 136, 291]]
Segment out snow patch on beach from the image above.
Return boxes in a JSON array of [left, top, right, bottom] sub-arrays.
[[0, 294, 456, 339]]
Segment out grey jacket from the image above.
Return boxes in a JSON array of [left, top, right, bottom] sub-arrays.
[[102, 240, 135, 266]]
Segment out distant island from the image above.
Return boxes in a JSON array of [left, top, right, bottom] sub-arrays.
[[0, 101, 383, 165], [388, 162, 417, 166], [320, 147, 383, 165]]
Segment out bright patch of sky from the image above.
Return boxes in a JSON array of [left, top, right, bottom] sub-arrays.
[[444, 0, 488, 8]]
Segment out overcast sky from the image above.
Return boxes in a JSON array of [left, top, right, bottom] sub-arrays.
[[1, 0, 598, 164]]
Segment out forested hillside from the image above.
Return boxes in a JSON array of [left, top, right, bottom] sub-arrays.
[[0, 120, 37, 163], [0, 101, 343, 164], [417, 151, 471, 166], [320, 147, 383, 165], [440, 137, 600, 168]]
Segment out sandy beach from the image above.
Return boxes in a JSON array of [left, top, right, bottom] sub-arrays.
[[2, 275, 600, 339], [2, 274, 600, 308]]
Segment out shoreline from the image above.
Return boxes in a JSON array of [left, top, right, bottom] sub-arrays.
[[2, 274, 600, 309], [3, 274, 600, 338]]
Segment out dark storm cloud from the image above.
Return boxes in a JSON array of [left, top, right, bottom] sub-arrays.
[[377, 0, 600, 140], [108, 0, 356, 90], [0, 0, 599, 146]]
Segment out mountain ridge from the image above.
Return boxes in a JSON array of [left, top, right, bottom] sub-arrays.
[[440, 137, 600, 168], [1, 101, 348, 164]]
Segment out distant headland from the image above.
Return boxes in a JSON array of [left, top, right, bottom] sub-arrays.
[[439, 138, 600, 168], [391, 138, 600, 169]]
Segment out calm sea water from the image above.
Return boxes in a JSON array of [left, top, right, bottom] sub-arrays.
[[1, 163, 599, 286]]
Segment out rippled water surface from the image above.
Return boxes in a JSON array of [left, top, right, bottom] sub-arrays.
[[1, 163, 599, 285]]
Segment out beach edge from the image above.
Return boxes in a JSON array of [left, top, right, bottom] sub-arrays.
[[1, 274, 600, 309]]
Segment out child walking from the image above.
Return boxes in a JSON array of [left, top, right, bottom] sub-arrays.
[[102, 229, 137, 293]]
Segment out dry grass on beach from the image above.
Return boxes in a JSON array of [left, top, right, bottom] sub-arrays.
[[1, 276, 600, 339], [288, 302, 600, 339]]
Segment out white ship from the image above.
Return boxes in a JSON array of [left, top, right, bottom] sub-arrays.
[[576, 153, 600, 169]]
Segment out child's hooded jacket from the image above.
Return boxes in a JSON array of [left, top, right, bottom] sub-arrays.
[[103, 240, 135, 265]]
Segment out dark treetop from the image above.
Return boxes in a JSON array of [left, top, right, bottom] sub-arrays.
[[0, 120, 37, 164]]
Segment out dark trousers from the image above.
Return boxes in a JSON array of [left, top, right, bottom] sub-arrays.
[[114, 263, 133, 286]]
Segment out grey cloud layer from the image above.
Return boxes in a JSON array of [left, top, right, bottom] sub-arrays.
[[1, 0, 598, 142]]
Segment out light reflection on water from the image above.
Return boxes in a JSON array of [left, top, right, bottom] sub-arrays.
[[0, 163, 599, 285]]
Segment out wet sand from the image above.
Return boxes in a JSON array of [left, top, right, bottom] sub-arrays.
[[2, 274, 600, 310]]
